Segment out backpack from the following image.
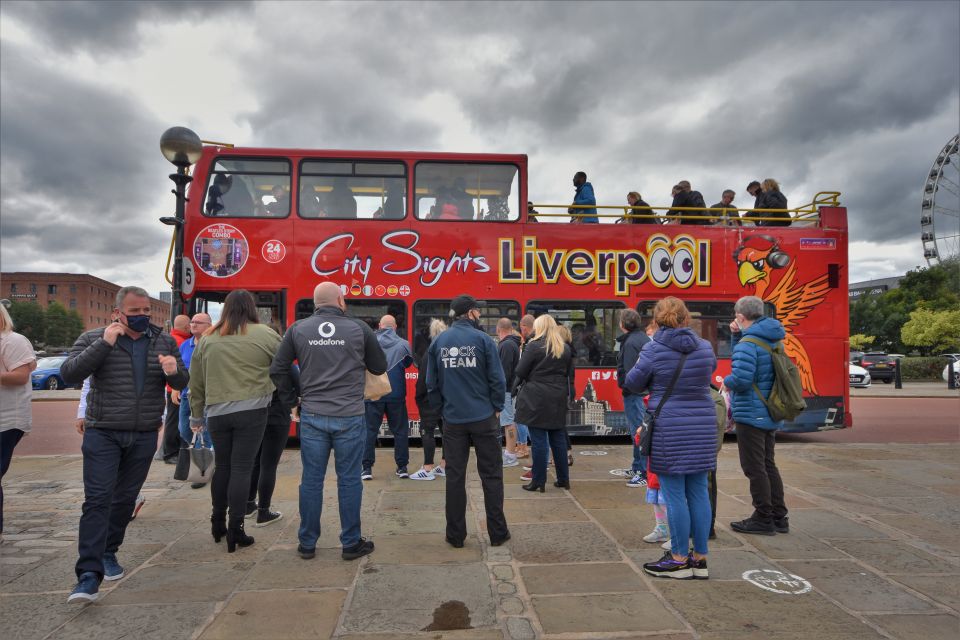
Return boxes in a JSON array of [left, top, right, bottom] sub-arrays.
[[740, 337, 806, 422]]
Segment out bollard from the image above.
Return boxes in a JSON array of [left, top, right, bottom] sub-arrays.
[[949, 360, 957, 390], [894, 358, 902, 389]]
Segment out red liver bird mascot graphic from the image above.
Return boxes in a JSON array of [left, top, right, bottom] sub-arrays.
[[734, 235, 830, 395]]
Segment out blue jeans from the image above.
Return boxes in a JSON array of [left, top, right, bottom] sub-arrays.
[[515, 422, 529, 445], [298, 412, 365, 549], [362, 400, 409, 470], [528, 427, 569, 486], [623, 394, 648, 473], [178, 395, 212, 448], [659, 472, 711, 557], [76, 428, 156, 579]]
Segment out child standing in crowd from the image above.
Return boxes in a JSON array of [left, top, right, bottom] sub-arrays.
[[643, 467, 670, 544]]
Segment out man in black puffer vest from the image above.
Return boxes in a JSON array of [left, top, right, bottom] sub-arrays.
[[61, 286, 188, 603]]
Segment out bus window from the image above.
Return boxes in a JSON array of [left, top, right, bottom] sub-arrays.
[[415, 163, 519, 222], [412, 299, 520, 362], [299, 160, 406, 220], [635, 300, 777, 358], [527, 301, 626, 367], [295, 299, 314, 321], [345, 300, 407, 337], [204, 158, 291, 218]]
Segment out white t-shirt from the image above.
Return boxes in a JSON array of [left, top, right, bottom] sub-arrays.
[[0, 330, 36, 432]]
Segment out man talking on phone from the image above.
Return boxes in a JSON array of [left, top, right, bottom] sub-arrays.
[[61, 286, 188, 603]]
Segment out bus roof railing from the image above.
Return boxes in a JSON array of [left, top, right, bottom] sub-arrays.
[[530, 191, 841, 224]]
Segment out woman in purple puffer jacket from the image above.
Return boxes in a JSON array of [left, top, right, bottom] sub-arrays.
[[625, 297, 717, 580]]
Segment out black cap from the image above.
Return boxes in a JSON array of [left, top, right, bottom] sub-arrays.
[[450, 294, 481, 316]]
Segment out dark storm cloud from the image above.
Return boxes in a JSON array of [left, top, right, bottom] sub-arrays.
[[0, 0, 253, 56], [0, 40, 170, 268]]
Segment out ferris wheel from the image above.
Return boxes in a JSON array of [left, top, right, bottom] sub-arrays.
[[921, 133, 959, 265]]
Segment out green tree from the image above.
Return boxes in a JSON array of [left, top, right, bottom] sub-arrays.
[[44, 302, 84, 347], [849, 334, 875, 351], [901, 307, 960, 354], [8, 300, 46, 346]]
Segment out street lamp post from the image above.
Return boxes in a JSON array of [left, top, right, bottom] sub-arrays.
[[159, 127, 203, 325]]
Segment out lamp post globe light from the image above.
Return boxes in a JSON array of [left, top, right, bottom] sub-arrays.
[[159, 126, 203, 323]]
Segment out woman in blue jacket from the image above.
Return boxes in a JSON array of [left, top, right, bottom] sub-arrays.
[[625, 297, 717, 580]]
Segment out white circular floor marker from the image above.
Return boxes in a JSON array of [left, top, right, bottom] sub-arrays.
[[743, 569, 812, 595]]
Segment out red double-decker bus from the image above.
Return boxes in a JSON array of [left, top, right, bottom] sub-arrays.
[[166, 143, 850, 436]]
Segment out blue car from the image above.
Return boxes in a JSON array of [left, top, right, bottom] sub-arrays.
[[31, 356, 71, 390]]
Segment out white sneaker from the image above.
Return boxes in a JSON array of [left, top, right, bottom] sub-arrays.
[[643, 525, 670, 543], [433, 466, 446, 477], [502, 451, 519, 467], [408, 467, 436, 481], [661, 539, 672, 550]]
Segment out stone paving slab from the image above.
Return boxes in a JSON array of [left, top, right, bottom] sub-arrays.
[[4, 443, 960, 639]]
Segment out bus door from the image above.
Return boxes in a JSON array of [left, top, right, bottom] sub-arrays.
[[188, 289, 288, 331]]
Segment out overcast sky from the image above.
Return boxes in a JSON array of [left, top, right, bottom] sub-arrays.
[[1, 0, 957, 297]]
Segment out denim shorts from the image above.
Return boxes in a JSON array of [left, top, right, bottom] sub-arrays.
[[499, 392, 515, 426]]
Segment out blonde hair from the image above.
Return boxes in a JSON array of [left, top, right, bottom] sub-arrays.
[[532, 314, 566, 359], [429, 318, 447, 339], [0, 304, 13, 333], [653, 297, 690, 328], [762, 178, 780, 192], [558, 324, 572, 344]]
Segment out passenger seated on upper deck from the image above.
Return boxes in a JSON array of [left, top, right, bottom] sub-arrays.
[[206, 174, 232, 215], [569, 171, 598, 223], [527, 201, 539, 223], [266, 185, 289, 216], [449, 177, 475, 220], [327, 178, 358, 218], [433, 187, 461, 220], [382, 182, 405, 219], [709, 189, 740, 226], [671, 180, 708, 224], [300, 184, 321, 217], [757, 179, 791, 227], [622, 191, 655, 224]]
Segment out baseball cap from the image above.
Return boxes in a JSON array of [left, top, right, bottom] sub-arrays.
[[450, 295, 482, 316]]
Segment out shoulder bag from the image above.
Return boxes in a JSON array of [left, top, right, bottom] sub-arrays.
[[364, 370, 392, 401], [636, 353, 689, 456], [174, 429, 216, 485]]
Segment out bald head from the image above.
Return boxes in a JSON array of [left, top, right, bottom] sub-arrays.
[[189, 313, 212, 338], [519, 314, 535, 339], [173, 314, 190, 332], [496, 317, 515, 338], [313, 282, 344, 309], [379, 315, 397, 330]]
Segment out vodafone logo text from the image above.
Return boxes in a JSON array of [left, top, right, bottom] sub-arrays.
[[308, 321, 345, 346]]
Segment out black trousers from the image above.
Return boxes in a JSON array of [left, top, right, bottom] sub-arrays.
[[161, 391, 182, 460], [248, 411, 290, 510], [708, 470, 718, 535], [443, 415, 508, 544], [735, 422, 787, 523], [1, 429, 26, 533], [76, 428, 155, 579], [420, 416, 443, 466], [207, 408, 267, 524]]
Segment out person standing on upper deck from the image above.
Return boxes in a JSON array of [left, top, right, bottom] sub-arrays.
[[569, 171, 598, 223], [709, 189, 739, 226]]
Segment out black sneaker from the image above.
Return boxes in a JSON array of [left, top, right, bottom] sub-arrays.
[[689, 555, 709, 580], [395, 466, 409, 478], [297, 544, 316, 560], [255, 509, 283, 527], [342, 537, 374, 560], [490, 532, 511, 547], [244, 502, 258, 519], [361, 468, 373, 481], [774, 517, 789, 534], [730, 517, 776, 536], [445, 536, 464, 549], [643, 551, 693, 579]]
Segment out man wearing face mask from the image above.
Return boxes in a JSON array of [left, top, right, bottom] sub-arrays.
[[425, 295, 509, 549], [60, 286, 188, 603]]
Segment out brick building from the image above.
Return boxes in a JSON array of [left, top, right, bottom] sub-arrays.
[[0, 272, 169, 331]]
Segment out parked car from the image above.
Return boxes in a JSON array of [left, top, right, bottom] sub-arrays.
[[942, 354, 959, 387], [860, 352, 897, 384], [849, 364, 871, 388], [30, 356, 71, 390], [849, 351, 865, 366]]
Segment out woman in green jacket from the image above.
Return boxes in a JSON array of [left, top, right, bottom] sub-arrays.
[[189, 290, 280, 552]]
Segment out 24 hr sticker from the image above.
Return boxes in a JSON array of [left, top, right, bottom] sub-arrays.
[[262, 239, 286, 264]]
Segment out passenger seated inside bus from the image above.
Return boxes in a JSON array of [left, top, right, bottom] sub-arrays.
[[206, 174, 232, 215], [300, 184, 321, 217], [381, 181, 405, 219], [449, 177, 475, 220], [266, 185, 289, 216], [327, 178, 358, 218]]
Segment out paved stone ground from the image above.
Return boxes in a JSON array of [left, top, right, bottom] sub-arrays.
[[2, 442, 958, 639]]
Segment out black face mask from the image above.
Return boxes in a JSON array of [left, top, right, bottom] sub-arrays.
[[124, 314, 151, 333]]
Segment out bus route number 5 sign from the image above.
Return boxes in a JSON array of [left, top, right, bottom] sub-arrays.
[[262, 240, 287, 264]]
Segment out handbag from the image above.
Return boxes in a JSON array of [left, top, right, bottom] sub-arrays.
[[637, 353, 689, 456], [174, 430, 216, 484], [364, 370, 392, 401]]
